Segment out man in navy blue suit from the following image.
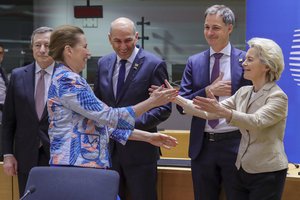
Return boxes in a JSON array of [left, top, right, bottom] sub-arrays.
[[2, 27, 55, 197], [177, 5, 251, 200], [94, 17, 171, 200]]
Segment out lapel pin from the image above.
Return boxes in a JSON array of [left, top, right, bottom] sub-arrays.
[[239, 58, 243, 63], [133, 63, 139, 70]]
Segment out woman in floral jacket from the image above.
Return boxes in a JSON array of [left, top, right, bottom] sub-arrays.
[[47, 25, 177, 169]]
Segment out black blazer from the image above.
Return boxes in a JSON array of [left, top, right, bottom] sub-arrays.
[[2, 62, 53, 173]]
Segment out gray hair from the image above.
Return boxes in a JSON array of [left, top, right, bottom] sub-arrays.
[[205, 5, 235, 26], [247, 37, 284, 81], [30, 26, 53, 46], [109, 17, 136, 35]]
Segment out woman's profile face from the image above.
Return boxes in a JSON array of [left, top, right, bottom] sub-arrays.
[[68, 34, 91, 73], [242, 47, 269, 83]]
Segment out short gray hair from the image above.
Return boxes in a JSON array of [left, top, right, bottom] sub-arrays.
[[247, 37, 284, 81], [30, 26, 53, 46], [205, 5, 235, 26], [109, 17, 136, 35]]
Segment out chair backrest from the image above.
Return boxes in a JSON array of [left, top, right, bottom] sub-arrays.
[[24, 166, 119, 200]]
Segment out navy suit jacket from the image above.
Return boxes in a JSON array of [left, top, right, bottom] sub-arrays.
[[2, 62, 51, 173], [178, 47, 251, 160], [94, 48, 171, 165]]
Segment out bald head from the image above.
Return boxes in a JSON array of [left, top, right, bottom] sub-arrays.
[[108, 17, 139, 60], [109, 17, 136, 35]]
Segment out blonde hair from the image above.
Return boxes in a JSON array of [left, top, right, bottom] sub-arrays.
[[247, 37, 284, 81]]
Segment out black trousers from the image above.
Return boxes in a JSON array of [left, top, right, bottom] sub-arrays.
[[232, 167, 287, 200], [111, 149, 158, 200], [18, 147, 49, 197], [191, 133, 241, 200]]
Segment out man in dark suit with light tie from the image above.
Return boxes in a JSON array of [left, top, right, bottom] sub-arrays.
[[2, 27, 55, 197], [177, 5, 251, 200], [94, 17, 171, 200]]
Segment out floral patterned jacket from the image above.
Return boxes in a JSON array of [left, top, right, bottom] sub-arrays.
[[47, 64, 135, 168]]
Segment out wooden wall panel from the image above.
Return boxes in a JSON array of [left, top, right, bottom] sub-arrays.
[[0, 162, 13, 200]]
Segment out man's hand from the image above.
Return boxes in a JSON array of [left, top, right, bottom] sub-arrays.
[[3, 155, 18, 176], [205, 73, 231, 97]]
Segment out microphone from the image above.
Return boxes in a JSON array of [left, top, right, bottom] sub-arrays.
[[20, 186, 36, 200]]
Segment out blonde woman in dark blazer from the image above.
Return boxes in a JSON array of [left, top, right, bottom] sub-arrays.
[[168, 37, 288, 200]]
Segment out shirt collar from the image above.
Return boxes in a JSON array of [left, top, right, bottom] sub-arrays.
[[117, 46, 139, 65], [35, 61, 55, 75], [210, 43, 231, 57]]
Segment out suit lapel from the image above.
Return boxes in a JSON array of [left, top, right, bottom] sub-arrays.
[[116, 48, 144, 103], [40, 63, 58, 121], [108, 55, 118, 102], [23, 63, 37, 118], [239, 87, 253, 113], [247, 82, 275, 109], [247, 90, 263, 109], [230, 47, 245, 94], [202, 50, 210, 87]]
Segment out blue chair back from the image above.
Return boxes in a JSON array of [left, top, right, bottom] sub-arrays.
[[24, 166, 119, 200]]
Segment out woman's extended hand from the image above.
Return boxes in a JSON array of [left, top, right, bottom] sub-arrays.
[[148, 132, 178, 149], [193, 89, 220, 113], [129, 129, 178, 149], [148, 83, 177, 108], [193, 89, 232, 120], [148, 85, 159, 95], [133, 80, 177, 117], [148, 80, 175, 96]]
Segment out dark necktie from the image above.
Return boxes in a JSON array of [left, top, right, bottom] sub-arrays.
[[116, 59, 127, 98], [208, 53, 223, 128], [35, 70, 46, 119]]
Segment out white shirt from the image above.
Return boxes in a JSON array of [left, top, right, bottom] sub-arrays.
[[0, 70, 6, 104], [205, 43, 239, 133], [112, 47, 139, 98], [0, 66, 6, 122]]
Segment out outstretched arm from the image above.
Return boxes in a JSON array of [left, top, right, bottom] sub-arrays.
[[132, 85, 177, 117], [129, 129, 178, 149], [193, 89, 233, 121], [164, 80, 221, 120]]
